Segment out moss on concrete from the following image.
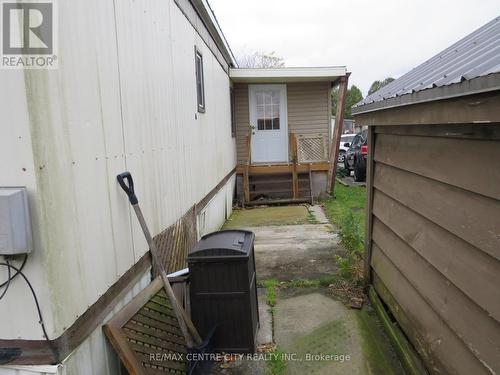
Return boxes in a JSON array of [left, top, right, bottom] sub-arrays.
[[223, 205, 310, 228], [356, 304, 407, 375], [286, 320, 352, 374]]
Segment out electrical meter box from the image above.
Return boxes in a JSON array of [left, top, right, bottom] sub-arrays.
[[0, 188, 32, 255]]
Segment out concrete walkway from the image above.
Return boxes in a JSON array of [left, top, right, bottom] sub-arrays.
[[223, 205, 343, 280], [252, 224, 341, 280], [215, 205, 406, 375]]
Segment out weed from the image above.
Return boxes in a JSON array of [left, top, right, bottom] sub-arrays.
[[259, 277, 338, 289], [266, 347, 286, 375], [287, 278, 318, 288], [260, 279, 278, 315], [317, 275, 338, 287], [322, 184, 366, 282], [335, 254, 356, 279], [306, 210, 319, 224], [337, 167, 348, 178]]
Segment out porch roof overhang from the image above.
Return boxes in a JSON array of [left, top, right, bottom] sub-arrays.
[[229, 66, 347, 83]]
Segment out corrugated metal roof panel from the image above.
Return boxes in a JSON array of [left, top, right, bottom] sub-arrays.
[[355, 16, 500, 109]]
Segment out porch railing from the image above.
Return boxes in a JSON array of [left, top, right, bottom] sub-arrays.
[[242, 131, 327, 203]]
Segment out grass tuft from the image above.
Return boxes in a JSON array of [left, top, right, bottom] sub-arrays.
[[266, 347, 286, 375], [259, 276, 339, 290], [306, 210, 319, 224], [259, 279, 279, 315], [322, 184, 366, 282]]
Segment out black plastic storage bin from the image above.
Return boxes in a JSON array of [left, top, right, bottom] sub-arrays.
[[188, 230, 259, 353]]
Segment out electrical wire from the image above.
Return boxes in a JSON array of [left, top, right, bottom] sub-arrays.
[[0, 260, 11, 300], [0, 262, 56, 358], [0, 253, 27, 288]]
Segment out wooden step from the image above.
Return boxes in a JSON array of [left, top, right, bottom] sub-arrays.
[[241, 165, 314, 206], [250, 188, 311, 195], [244, 197, 311, 206], [249, 178, 310, 185], [250, 178, 293, 185]]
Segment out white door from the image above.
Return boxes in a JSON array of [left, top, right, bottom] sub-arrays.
[[249, 84, 288, 163]]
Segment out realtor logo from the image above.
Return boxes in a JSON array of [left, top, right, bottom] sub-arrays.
[[1, 0, 57, 69]]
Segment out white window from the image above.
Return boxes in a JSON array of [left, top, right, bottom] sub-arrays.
[[195, 48, 205, 113], [256, 91, 280, 130]]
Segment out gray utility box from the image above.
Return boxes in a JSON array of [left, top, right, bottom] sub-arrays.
[[188, 230, 259, 353], [0, 188, 32, 255]]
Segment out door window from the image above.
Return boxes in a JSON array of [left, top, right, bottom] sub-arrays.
[[256, 91, 280, 130]]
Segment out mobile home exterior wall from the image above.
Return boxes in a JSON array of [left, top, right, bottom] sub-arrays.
[[0, 0, 235, 373]]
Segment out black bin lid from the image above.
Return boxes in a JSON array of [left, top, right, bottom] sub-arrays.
[[188, 230, 255, 262]]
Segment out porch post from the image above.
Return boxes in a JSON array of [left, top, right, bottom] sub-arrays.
[[327, 74, 350, 194]]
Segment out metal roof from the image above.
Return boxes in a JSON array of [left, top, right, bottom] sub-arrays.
[[353, 16, 500, 113]]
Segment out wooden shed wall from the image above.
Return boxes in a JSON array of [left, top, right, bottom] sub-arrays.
[[234, 82, 331, 163], [365, 123, 500, 375]]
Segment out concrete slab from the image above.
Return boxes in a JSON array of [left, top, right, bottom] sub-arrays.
[[308, 205, 329, 224], [275, 292, 364, 374], [250, 224, 342, 280], [223, 206, 309, 229], [274, 291, 406, 375], [337, 176, 366, 187], [256, 288, 273, 345]]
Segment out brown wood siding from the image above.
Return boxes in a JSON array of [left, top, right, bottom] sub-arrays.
[[233, 82, 331, 163], [366, 123, 500, 375]]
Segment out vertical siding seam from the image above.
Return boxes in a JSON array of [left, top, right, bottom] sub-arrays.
[[95, 62, 119, 279], [168, 1, 185, 222], [112, 0, 136, 261]]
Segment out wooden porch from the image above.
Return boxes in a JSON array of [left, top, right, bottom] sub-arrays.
[[237, 130, 331, 205], [234, 74, 350, 206]]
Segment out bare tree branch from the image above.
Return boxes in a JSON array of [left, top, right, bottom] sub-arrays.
[[236, 50, 285, 68]]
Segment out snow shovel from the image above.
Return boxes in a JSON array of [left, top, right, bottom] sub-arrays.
[[116, 172, 202, 348]]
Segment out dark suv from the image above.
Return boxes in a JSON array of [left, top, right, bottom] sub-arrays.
[[344, 129, 368, 182]]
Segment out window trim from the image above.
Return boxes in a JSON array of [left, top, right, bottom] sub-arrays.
[[195, 47, 205, 113]]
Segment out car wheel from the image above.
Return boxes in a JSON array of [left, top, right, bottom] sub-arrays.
[[338, 151, 346, 163]]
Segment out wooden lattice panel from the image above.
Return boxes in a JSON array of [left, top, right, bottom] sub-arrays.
[[154, 206, 197, 275], [104, 278, 188, 375], [296, 134, 328, 163]]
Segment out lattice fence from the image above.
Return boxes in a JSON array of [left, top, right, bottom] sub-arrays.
[[153, 206, 197, 275], [104, 278, 188, 374], [296, 134, 328, 163]]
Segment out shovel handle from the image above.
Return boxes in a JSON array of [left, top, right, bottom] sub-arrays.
[[117, 172, 138, 205]]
